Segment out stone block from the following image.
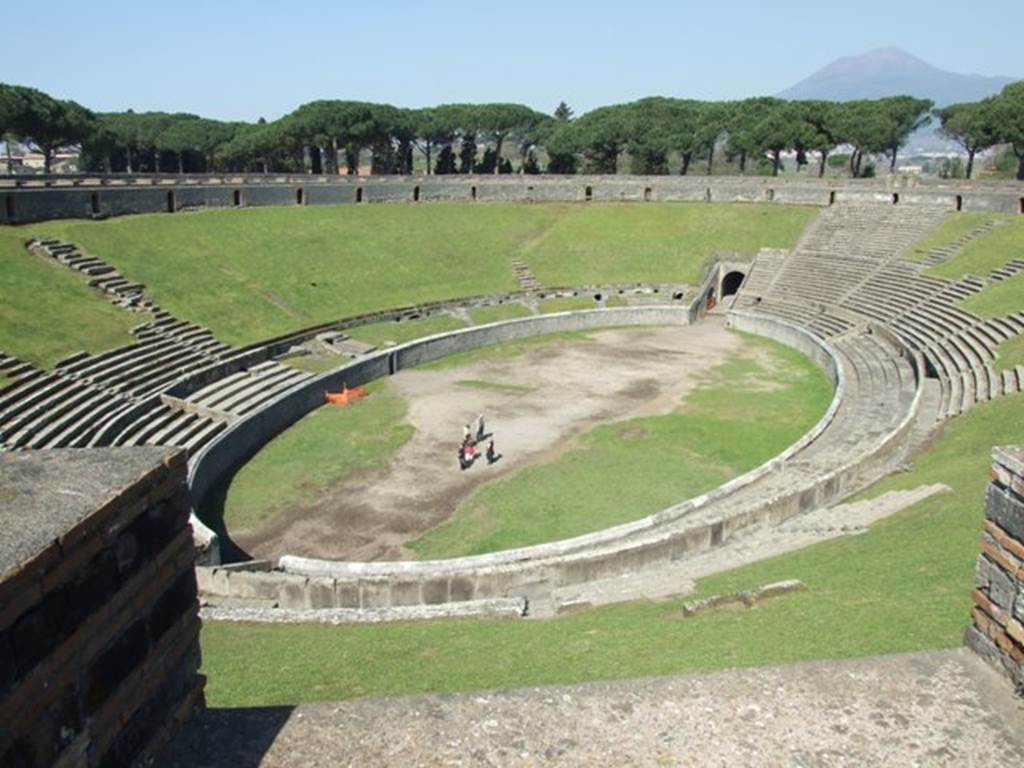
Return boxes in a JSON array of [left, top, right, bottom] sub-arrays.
[[421, 577, 449, 605], [147, 571, 197, 644], [389, 580, 422, 607], [448, 576, 475, 602], [12, 588, 70, 677], [974, 554, 991, 590], [277, 576, 310, 610], [359, 580, 391, 609], [335, 581, 359, 608], [84, 620, 149, 716], [305, 577, 336, 609], [226, 572, 280, 603], [986, 483, 1024, 542], [986, 557, 1017, 611], [194, 566, 215, 593]]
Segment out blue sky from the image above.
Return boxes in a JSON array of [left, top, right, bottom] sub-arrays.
[[5, 0, 1020, 121]]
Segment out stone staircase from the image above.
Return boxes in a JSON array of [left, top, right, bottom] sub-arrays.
[[30, 238, 154, 311], [511, 259, 543, 291], [917, 218, 1009, 270]]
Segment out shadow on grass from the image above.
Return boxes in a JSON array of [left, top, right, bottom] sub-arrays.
[[156, 706, 294, 767], [196, 476, 253, 563]]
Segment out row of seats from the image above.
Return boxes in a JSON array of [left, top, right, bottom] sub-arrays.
[[736, 205, 1023, 421]]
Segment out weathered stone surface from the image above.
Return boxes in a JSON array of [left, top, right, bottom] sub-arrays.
[[158, 649, 1024, 768], [987, 559, 1017, 611], [0, 447, 181, 583], [987, 482, 1024, 543]]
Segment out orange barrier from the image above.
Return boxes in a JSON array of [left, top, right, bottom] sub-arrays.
[[325, 385, 368, 406]]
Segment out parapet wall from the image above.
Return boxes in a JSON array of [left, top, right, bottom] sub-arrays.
[[3, 173, 1022, 224], [0, 447, 203, 767], [194, 311, 881, 611], [967, 445, 1024, 688], [188, 305, 695, 562]]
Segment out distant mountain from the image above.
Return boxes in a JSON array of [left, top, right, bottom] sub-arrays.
[[777, 48, 1017, 107]]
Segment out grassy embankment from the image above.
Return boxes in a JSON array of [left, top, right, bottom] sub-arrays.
[[25, 202, 815, 347], [903, 212, 1014, 263], [0, 228, 140, 367], [201, 390, 1023, 707]]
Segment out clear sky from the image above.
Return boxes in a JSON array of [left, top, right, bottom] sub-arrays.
[[5, 0, 1020, 121]]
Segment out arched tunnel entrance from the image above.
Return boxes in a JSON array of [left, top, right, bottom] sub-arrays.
[[721, 270, 746, 297]]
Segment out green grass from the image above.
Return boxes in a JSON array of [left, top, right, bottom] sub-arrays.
[[467, 303, 533, 325], [522, 203, 816, 287], [926, 216, 1024, 281], [990, 333, 1024, 371], [538, 296, 599, 314], [903, 212, 1010, 262], [346, 314, 467, 348], [283, 355, 349, 375], [409, 333, 832, 559], [214, 381, 412, 533], [0, 228, 140, 367], [200, 391, 1023, 708], [23, 203, 815, 347], [960, 272, 1024, 319]]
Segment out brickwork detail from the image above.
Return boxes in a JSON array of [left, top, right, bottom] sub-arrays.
[[966, 445, 1024, 688], [0, 449, 204, 767]]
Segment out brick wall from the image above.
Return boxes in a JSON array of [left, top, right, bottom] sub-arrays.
[[966, 445, 1024, 688], [0, 447, 204, 767]]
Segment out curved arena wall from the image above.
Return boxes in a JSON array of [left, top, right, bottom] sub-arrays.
[[188, 306, 696, 563], [192, 309, 921, 611], [3, 174, 1022, 224]]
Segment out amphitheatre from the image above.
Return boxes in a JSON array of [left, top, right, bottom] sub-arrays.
[[2, 172, 1024, 765]]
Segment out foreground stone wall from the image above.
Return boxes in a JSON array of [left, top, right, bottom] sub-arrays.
[[3, 174, 1023, 224], [0, 448, 203, 767], [967, 445, 1024, 688]]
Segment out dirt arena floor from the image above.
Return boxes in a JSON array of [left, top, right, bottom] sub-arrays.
[[235, 320, 744, 562]]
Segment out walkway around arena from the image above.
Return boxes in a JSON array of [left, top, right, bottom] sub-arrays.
[[160, 648, 1023, 767]]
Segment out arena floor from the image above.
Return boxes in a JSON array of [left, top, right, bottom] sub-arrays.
[[233, 320, 746, 562]]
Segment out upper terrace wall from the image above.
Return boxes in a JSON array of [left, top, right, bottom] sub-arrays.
[[2, 174, 1022, 224]]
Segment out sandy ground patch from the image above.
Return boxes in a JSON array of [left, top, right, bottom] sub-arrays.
[[235, 320, 742, 562]]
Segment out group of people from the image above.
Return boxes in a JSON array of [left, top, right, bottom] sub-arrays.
[[459, 413, 500, 470]]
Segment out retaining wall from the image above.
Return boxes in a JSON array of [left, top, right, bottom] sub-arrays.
[[3, 174, 1023, 224], [188, 306, 694, 562], [966, 445, 1024, 687], [0, 447, 203, 767], [193, 311, 914, 611]]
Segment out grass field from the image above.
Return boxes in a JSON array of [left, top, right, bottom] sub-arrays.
[[410, 333, 831, 558], [347, 314, 467, 347], [903, 212, 1011, 262], [20, 203, 815, 348], [467, 303, 532, 325], [200, 390, 1023, 707], [213, 381, 412, 533], [960, 272, 1024, 320], [926, 216, 1024, 281], [0, 228, 140, 367], [991, 333, 1024, 370]]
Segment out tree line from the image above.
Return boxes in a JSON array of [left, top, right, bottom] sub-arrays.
[[1, 82, 1022, 179]]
